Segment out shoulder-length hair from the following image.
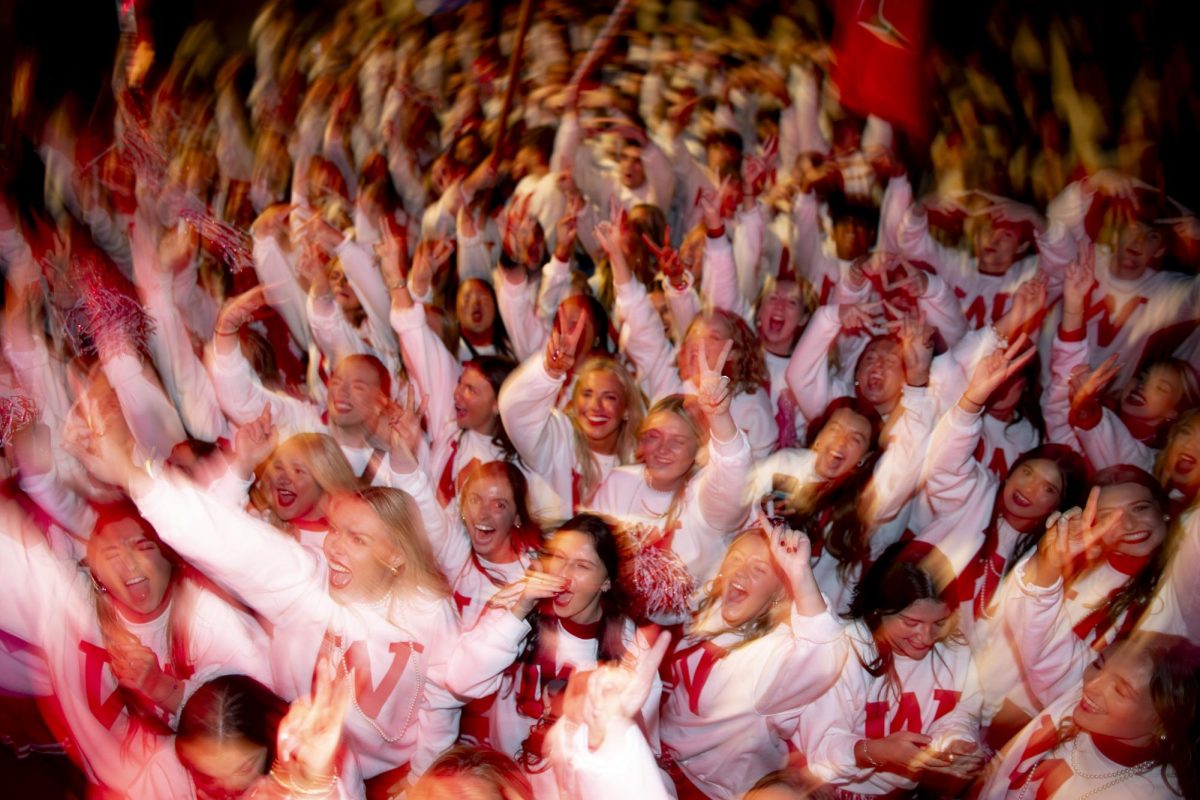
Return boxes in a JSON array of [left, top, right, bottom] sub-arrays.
[[337, 486, 452, 600], [566, 357, 646, 504]]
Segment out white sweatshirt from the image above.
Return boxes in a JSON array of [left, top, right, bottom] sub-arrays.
[[795, 621, 983, 796], [658, 602, 848, 799], [0, 500, 269, 795], [130, 476, 461, 780], [588, 428, 753, 590]]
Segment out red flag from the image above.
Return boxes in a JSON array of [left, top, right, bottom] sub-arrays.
[[831, 0, 931, 140]]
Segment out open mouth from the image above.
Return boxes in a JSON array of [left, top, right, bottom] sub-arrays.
[[552, 589, 574, 609], [331, 400, 353, 415], [724, 579, 748, 607], [1078, 692, 1101, 714], [1175, 454, 1197, 475], [276, 488, 296, 508], [328, 562, 352, 589], [1121, 529, 1153, 545], [766, 314, 786, 335], [1010, 490, 1032, 508], [454, 403, 468, 420], [1126, 390, 1146, 408], [583, 414, 611, 430], [125, 576, 151, 604]]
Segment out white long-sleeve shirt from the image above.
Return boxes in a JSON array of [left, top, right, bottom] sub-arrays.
[[658, 602, 848, 800], [131, 476, 461, 779], [795, 621, 983, 796]]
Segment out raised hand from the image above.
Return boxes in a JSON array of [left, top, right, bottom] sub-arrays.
[[893, 311, 935, 387], [216, 286, 268, 338], [579, 629, 671, 750], [554, 193, 587, 262], [1029, 487, 1118, 586], [157, 222, 199, 276], [698, 175, 737, 230], [961, 335, 1037, 411], [695, 340, 735, 432], [410, 238, 453, 298], [1062, 242, 1096, 323], [838, 300, 887, 336], [486, 569, 571, 619], [1068, 353, 1120, 423], [372, 390, 428, 472], [760, 510, 823, 615], [275, 657, 349, 791], [996, 271, 1049, 341], [375, 214, 410, 295], [544, 308, 589, 379], [232, 406, 277, 479]]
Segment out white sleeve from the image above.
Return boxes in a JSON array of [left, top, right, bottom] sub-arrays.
[[1073, 409, 1156, 473], [876, 175, 910, 254], [694, 430, 754, 534], [1043, 331, 1087, 448], [536, 256, 574, 324], [731, 203, 767, 307], [553, 114, 615, 212], [663, 275, 700, 344], [496, 355, 576, 476], [336, 239, 397, 355], [896, 200, 968, 283], [442, 605, 531, 698], [1045, 180, 1095, 245], [252, 235, 312, 351], [550, 722, 671, 800], [922, 404, 988, 517], [391, 304, 461, 438], [495, 276, 549, 363], [455, 224, 495, 285], [699, 233, 752, 322], [0, 501, 87, 646], [790, 65, 830, 154], [753, 607, 849, 715], [796, 667, 871, 785], [792, 192, 842, 300], [867, 385, 935, 523], [132, 476, 333, 628], [306, 285, 371, 365], [917, 273, 968, 349], [613, 280, 684, 402], [784, 305, 847, 422], [208, 341, 323, 432], [99, 351, 188, 462], [1001, 555, 1087, 704], [926, 655, 984, 750], [371, 456, 467, 576]]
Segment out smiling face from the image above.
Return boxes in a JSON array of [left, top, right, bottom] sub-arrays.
[[265, 445, 325, 523], [1073, 644, 1160, 746], [326, 358, 385, 429], [323, 495, 401, 605], [878, 598, 952, 660], [177, 734, 268, 799], [453, 366, 499, 433], [572, 370, 628, 454], [1094, 482, 1168, 559], [1162, 416, 1200, 495], [87, 518, 173, 623], [1000, 458, 1064, 525], [461, 472, 519, 563], [638, 409, 700, 490], [1120, 364, 1186, 428], [811, 407, 873, 480], [854, 339, 905, 411], [679, 316, 733, 384], [718, 535, 784, 628], [539, 529, 610, 623], [757, 280, 809, 355], [456, 280, 496, 336]]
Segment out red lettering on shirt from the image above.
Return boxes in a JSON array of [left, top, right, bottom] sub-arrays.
[[931, 689, 960, 722], [344, 640, 424, 720], [1085, 294, 1148, 348], [79, 641, 127, 730]]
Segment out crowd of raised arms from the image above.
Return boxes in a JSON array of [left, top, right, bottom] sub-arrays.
[[3, 0, 1200, 798]]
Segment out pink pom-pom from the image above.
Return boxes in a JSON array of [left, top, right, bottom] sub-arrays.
[[64, 253, 153, 357], [0, 395, 37, 447], [180, 206, 253, 273], [618, 522, 696, 621]]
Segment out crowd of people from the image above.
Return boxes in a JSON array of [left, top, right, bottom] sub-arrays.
[[2, 0, 1200, 798]]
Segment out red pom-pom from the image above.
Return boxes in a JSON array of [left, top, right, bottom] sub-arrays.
[[618, 522, 696, 621], [0, 395, 37, 447]]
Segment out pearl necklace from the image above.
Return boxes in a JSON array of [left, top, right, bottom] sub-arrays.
[[1015, 735, 1156, 800]]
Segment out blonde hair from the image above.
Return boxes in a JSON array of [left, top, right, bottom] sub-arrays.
[[638, 394, 703, 524], [349, 486, 451, 600], [251, 433, 359, 527], [566, 356, 647, 503], [681, 309, 769, 395], [692, 528, 790, 647]]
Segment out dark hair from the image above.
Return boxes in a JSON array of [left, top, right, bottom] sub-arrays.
[[515, 514, 629, 767], [1089, 465, 1171, 637], [846, 541, 959, 681], [175, 675, 288, 780], [1000, 444, 1091, 570], [1146, 636, 1200, 798], [790, 398, 885, 578], [457, 279, 516, 361], [460, 461, 544, 573], [517, 125, 556, 165], [997, 349, 1047, 443], [461, 356, 518, 458]]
